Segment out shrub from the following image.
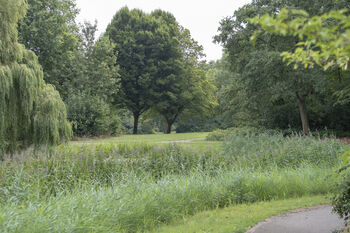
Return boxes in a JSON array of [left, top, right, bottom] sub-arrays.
[[332, 151, 350, 220], [206, 129, 228, 141], [207, 127, 278, 141], [66, 92, 124, 136]]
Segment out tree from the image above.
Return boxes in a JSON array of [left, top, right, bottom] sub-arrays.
[[215, 0, 348, 134], [150, 12, 216, 134], [66, 22, 121, 136], [208, 55, 252, 129], [249, 9, 350, 71], [0, 0, 72, 154], [248, 7, 350, 221], [18, 0, 79, 98], [106, 7, 200, 134]]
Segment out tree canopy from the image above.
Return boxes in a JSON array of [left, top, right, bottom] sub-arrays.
[[249, 9, 350, 71], [18, 0, 79, 98], [214, 0, 349, 134], [106, 7, 216, 134], [0, 0, 72, 154]]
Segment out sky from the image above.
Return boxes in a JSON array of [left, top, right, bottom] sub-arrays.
[[75, 0, 252, 61]]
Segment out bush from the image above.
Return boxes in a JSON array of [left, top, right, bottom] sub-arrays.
[[206, 127, 277, 141], [66, 92, 124, 136], [332, 151, 350, 219], [206, 129, 228, 141]]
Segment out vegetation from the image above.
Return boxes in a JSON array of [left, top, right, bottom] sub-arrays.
[[0, 0, 71, 155], [214, 0, 350, 135], [2, 0, 350, 231], [0, 132, 347, 232], [242, 0, 350, 223], [153, 196, 328, 233], [72, 132, 209, 144], [105, 8, 216, 134], [18, 0, 79, 97], [249, 9, 350, 71]]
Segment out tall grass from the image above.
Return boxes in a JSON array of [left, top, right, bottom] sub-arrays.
[[0, 166, 336, 233], [0, 133, 348, 232], [0, 144, 229, 204], [224, 132, 345, 168]]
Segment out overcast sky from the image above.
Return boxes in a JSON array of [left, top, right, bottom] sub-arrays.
[[75, 0, 252, 61]]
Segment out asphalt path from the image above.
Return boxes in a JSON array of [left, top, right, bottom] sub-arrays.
[[246, 205, 345, 233]]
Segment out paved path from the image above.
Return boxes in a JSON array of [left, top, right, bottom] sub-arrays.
[[161, 138, 206, 143], [246, 205, 345, 233]]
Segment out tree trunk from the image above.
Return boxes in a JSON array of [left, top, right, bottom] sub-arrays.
[[297, 93, 310, 135], [133, 112, 139, 135], [165, 121, 172, 134]]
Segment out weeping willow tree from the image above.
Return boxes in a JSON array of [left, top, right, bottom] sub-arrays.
[[0, 0, 72, 154]]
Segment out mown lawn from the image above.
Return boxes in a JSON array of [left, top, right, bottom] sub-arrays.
[[151, 196, 329, 233], [70, 132, 223, 151], [71, 132, 209, 144]]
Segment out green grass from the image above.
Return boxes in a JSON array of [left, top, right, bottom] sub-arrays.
[[224, 132, 347, 168], [71, 132, 209, 145], [175, 140, 222, 151], [152, 196, 329, 233], [0, 168, 335, 233], [0, 132, 347, 232]]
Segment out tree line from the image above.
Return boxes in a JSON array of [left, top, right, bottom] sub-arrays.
[[2, 0, 350, 154], [210, 0, 350, 135], [11, 0, 216, 139]]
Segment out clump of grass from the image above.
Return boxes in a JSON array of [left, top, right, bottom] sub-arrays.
[[224, 132, 346, 168], [0, 166, 336, 233], [206, 127, 278, 141]]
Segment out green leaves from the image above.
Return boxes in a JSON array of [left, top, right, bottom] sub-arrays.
[[106, 7, 214, 134], [341, 151, 350, 166], [250, 9, 350, 71], [18, 0, 79, 97], [0, 0, 72, 154]]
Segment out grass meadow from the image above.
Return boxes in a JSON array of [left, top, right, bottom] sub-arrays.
[[0, 131, 348, 232]]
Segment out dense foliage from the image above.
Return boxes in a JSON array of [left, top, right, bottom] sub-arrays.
[[212, 0, 350, 135], [106, 8, 216, 134], [0, 0, 71, 155], [250, 9, 350, 71], [18, 0, 79, 98], [239, 1, 350, 221]]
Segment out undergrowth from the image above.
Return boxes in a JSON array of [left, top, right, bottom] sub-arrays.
[[0, 133, 348, 232]]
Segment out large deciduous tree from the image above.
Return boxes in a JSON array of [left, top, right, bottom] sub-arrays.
[[18, 0, 79, 98], [249, 8, 350, 71], [215, 0, 348, 134], [106, 8, 216, 134], [249, 8, 350, 105], [151, 12, 217, 134], [106, 7, 163, 134], [0, 0, 72, 154]]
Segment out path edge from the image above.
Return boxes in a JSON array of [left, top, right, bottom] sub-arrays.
[[245, 204, 334, 233]]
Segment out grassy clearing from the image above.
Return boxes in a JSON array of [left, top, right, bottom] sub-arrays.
[[152, 196, 329, 233], [71, 132, 209, 145]]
